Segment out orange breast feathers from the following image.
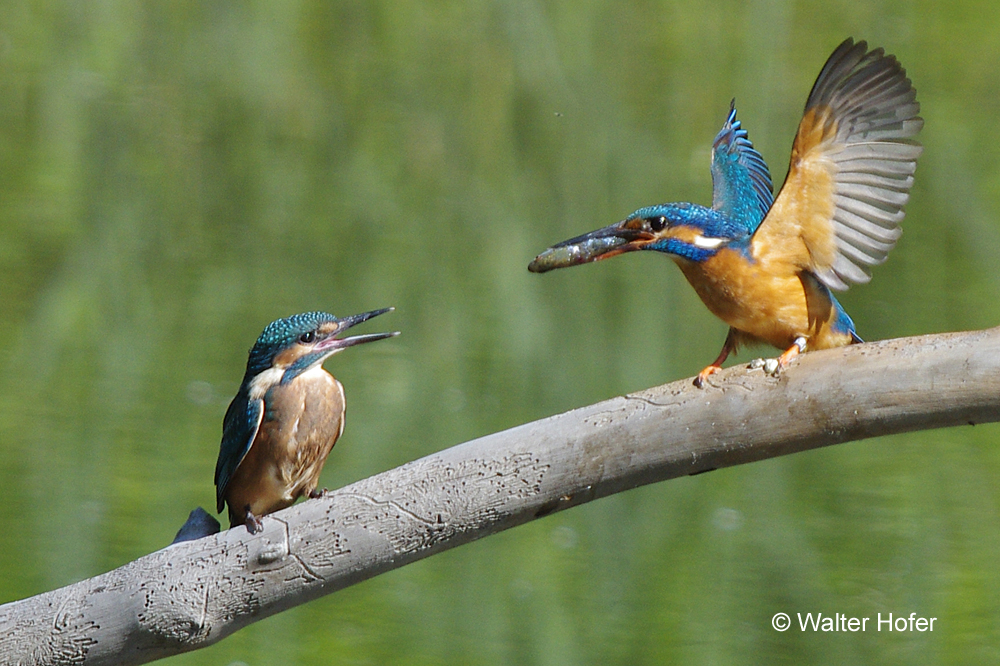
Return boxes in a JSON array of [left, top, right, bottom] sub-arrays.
[[673, 247, 854, 352], [223, 367, 345, 520]]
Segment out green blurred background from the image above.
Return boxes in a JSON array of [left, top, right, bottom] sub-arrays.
[[1, 1, 999, 664]]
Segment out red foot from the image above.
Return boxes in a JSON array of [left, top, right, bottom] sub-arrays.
[[776, 337, 807, 371], [694, 365, 721, 388], [694, 330, 737, 388]]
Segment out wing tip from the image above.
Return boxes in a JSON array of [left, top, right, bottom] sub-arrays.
[[806, 38, 922, 141], [711, 100, 775, 229], [767, 38, 920, 290]]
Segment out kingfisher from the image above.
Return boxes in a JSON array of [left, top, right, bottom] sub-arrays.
[[529, 38, 922, 387], [214, 308, 398, 533]]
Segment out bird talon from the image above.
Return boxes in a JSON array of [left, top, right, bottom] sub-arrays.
[[694, 330, 737, 388], [308, 488, 328, 499], [244, 506, 264, 535], [754, 338, 806, 377], [694, 365, 720, 388], [773, 336, 806, 373]]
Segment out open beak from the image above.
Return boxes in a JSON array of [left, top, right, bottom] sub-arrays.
[[528, 221, 655, 273], [315, 307, 399, 352]]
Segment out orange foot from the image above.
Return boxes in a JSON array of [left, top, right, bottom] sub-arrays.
[[771, 337, 807, 375], [694, 364, 721, 388], [694, 329, 738, 388]]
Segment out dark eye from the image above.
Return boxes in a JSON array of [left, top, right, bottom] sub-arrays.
[[649, 216, 667, 232], [299, 331, 316, 344]]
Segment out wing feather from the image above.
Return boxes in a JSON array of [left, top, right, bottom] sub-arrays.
[[834, 207, 902, 242], [836, 182, 911, 207], [215, 391, 264, 513], [833, 222, 897, 254], [751, 38, 922, 290], [711, 101, 774, 233], [837, 170, 914, 192]]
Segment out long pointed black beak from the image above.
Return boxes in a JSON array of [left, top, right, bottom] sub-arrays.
[[316, 307, 399, 352], [528, 221, 654, 273]]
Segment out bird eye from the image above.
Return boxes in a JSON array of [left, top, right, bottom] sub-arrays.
[[299, 331, 316, 344], [649, 216, 667, 232]]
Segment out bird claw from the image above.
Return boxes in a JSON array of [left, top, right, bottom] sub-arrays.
[[309, 488, 328, 499], [243, 505, 264, 534], [693, 366, 720, 388], [749, 338, 805, 378], [245, 514, 264, 535]]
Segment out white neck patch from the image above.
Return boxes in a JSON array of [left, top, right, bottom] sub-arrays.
[[692, 235, 726, 249]]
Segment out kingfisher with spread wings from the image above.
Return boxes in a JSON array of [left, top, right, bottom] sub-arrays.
[[529, 38, 922, 387]]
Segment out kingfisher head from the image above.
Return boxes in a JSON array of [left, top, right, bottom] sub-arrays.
[[244, 308, 398, 384], [529, 202, 747, 272]]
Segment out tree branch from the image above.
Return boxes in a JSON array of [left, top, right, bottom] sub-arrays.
[[3, 328, 999, 665]]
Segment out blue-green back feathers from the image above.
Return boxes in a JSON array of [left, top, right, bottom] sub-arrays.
[[711, 101, 774, 233], [215, 391, 263, 512]]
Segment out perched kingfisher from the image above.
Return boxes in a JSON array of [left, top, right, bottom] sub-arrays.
[[529, 39, 922, 387], [214, 308, 398, 533]]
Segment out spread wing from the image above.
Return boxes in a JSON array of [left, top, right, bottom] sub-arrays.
[[751, 38, 922, 290], [214, 390, 264, 513], [711, 100, 774, 233]]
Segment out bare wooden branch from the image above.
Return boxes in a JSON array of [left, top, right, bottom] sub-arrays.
[[3, 328, 999, 666]]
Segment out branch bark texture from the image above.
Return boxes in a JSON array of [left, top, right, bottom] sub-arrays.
[[3, 328, 999, 665]]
